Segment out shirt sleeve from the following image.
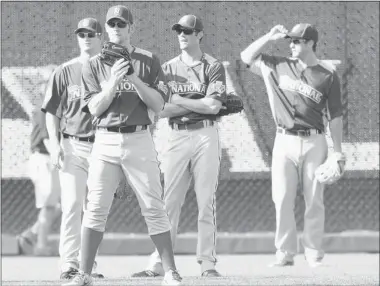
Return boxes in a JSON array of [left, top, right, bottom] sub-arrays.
[[326, 71, 343, 120], [161, 61, 172, 103], [149, 54, 170, 102], [81, 60, 101, 113], [205, 61, 227, 104], [248, 54, 281, 77], [32, 109, 49, 140], [41, 67, 63, 118]]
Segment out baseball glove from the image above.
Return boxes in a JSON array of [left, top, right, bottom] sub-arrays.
[[99, 42, 134, 75], [217, 92, 244, 117], [315, 152, 346, 185]]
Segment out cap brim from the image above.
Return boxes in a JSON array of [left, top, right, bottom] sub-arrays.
[[75, 27, 96, 34], [285, 33, 304, 39], [107, 17, 127, 23], [171, 23, 183, 30]]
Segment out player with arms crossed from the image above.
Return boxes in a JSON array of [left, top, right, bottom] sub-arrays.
[[241, 23, 345, 267], [133, 15, 225, 278], [65, 5, 182, 286], [42, 18, 104, 279]]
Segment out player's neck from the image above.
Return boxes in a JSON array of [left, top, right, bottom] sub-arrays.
[[181, 48, 203, 66], [78, 51, 92, 63], [298, 53, 319, 68], [114, 40, 134, 53]]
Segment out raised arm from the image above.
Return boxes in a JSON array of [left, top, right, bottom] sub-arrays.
[[241, 25, 288, 66]]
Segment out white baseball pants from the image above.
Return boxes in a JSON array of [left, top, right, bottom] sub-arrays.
[[271, 132, 328, 260]]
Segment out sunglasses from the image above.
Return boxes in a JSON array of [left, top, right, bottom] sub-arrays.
[[175, 28, 196, 35], [107, 21, 128, 28], [77, 32, 97, 38], [290, 39, 308, 45]]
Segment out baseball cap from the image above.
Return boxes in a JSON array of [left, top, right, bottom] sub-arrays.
[[106, 5, 133, 24], [74, 18, 102, 34], [286, 23, 318, 43], [172, 15, 203, 31]]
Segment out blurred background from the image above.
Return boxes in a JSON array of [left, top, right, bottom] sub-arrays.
[[1, 2, 379, 254]]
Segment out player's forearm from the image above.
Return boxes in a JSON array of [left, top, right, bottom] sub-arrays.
[[174, 97, 221, 115], [129, 76, 164, 113], [45, 113, 60, 147], [87, 87, 117, 118], [240, 33, 272, 65], [329, 116, 343, 153], [159, 103, 191, 118]]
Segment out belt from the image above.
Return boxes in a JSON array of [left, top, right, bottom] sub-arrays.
[[170, 120, 214, 131], [97, 125, 147, 133], [277, 127, 323, 137], [62, 133, 95, 143]]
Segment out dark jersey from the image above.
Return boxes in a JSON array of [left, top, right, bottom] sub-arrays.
[[41, 58, 94, 138], [30, 109, 49, 154], [250, 54, 343, 131], [163, 53, 227, 125], [81, 46, 168, 127]]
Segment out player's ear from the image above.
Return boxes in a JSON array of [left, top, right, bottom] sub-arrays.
[[197, 31, 204, 42], [128, 23, 135, 35]]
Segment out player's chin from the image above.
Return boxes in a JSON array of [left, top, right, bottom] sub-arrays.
[[109, 36, 122, 44], [179, 42, 188, 49], [291, 51, 299, 58]]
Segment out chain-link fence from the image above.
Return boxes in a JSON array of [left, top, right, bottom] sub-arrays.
[[1, 2, 379, 235]]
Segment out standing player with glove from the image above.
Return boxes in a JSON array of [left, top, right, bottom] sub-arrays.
[[42, 18, 104, 280], [132, 15, 226, 278], [66, 5, 182, 286], [241, 23, 345, 267]]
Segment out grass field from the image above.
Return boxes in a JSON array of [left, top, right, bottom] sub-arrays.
[[2, 254, 379, 285]]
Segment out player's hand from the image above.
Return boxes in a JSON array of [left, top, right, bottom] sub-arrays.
[[109, 58, 132, 87], [268, 25, 288, 41], [50, 144, 64, 170]]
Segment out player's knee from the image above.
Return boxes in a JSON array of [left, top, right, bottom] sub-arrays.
[[82, 210, 108, 232], [142, 208, 171, 234], [82, 202, 110, 232]]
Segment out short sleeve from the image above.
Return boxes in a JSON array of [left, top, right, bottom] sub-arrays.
[[81, 60, 101, 113], [248, 54, 281, 77], [205, 61, 227, 104], [41, 67, 63, 118], [149, 54, 169, 102], [326, 71, 343, 120]]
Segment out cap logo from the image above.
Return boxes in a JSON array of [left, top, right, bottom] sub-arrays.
[[82, 19, 90, 27], [114, 7, 121, 16]]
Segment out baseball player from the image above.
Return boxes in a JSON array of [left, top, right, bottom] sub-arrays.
[[64, 5, 182, 286], [42, 18, 104, 279], [17, 109, 61, 256], [132, 15, 226, 278], [241, 23, 344, 267]]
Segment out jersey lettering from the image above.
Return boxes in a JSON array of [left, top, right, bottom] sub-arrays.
[[168, 81, 207, 95], [279, 75, 323, 104]]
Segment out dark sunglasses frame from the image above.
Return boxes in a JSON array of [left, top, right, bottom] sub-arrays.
[[175, 28, 196, 35], [107, 21, 128, 28], [77, 32, 98, 38]]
